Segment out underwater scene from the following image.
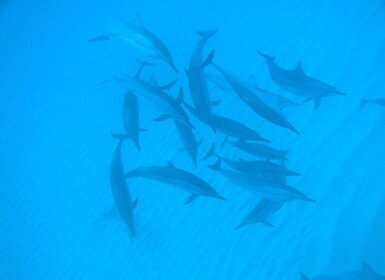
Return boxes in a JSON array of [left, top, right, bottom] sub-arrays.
[[1, 0, 385, 279]]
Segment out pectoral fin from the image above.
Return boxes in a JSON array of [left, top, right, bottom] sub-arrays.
[[314, 97, 321, 110], [184, 194, 198, 204], [89, 35, 110, 42], [262, 220, 274, 227], [153, 115, 172, 122], [132, 199, 138, 209]]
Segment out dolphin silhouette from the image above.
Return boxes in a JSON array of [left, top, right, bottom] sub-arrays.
[[203, 50, 299, 134], [207, 72, 300, 109], [148, 75, 200, 168], [202, 144, 299, 179], [360, 98, 385, 108], [109, 139, 137, 239], [208, 159, 314, 202], [258, 51, 345, 109], [125, 161, 225, 204], [107, 75, 194, 129], [111, 62, 151, 150], [90, 20, 178, 73], [235, 199, 285, 229], [186, 30, 218, 124], [231, 139, 289, 161], [183, 101, 269, 143], [248, 75, 301, 109]]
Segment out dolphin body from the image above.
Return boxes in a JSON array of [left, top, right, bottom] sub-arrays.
[[109, 75, 194, 129], [231, 139, 289, 161], [301, 263, 385, 280], [112, 63, 151, 150], [116, 93, 143, 150], [186, 30, 218, 125], [258, 51, 345, 109], [248, 76, 301, 109], [209, 159, 314, 202], [125, 162, 225, 204], [183, 102, 269, 143], [110, 139, 136, 239], [90, 21, 178, 72], [235, 199, 285, 229], [148, 75, 199, 168], [207, 72, 300, 109], [361, 98, 385, 108], [203, 50, 299, 134], [202, 144, 299, 178]]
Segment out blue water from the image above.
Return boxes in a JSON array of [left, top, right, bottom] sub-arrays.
[[1, 0, 385, 279]]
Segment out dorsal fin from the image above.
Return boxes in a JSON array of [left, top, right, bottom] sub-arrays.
[[134, 13, 145, 27], [295, 62, 305, 75], [197, 49, 215, 70], [167, 161, 176, 169]]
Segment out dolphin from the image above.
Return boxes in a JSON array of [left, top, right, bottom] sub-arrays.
[[111, 62, 151, 150], [186, 30, 218, 124], [258, 51, 345, 109], [301, 262, 385, 280], [237, 158, 300, 176], [207, 72, 300, 109], [208, 159, 314, 202], [125, 161, 225, 204], [109, 139, 137, 239], [202, 144, 299, 178], [107, 75, 194, 129], [202, 50, 299, 134], [90, 21, 178, 73], [148, 75, 200, 168], [360, 98, 385, 108], [248, 75, 301, 109], [183, 102, 269, 143], [230, 139, 289, 161], [235, 199, 285, 229]]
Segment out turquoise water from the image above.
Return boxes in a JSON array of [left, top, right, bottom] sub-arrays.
[[1, 0, 385, 279]]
